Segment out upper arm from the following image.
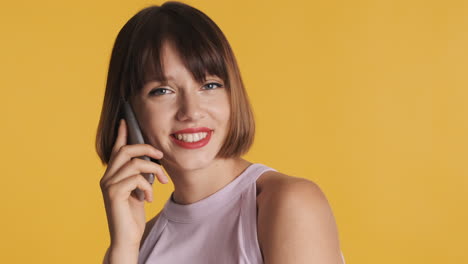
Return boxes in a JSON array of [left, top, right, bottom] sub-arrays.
[[257, 177, 343, 264]]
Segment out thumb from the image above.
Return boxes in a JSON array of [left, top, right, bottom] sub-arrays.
[[111, 119, 127, 156]]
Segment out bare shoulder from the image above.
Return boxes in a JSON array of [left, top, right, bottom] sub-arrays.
[[256, 171, 322, 204], [139, 211, 161, 250], [256, 170, 307, 194], [256, 171, 343, 263], [256, 171, 330, 214]]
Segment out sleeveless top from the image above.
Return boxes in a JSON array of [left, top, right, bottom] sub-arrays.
[[137, 163, 346, 264], [138, 163, 276, 264]]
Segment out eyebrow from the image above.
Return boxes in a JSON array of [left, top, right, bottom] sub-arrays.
[[145, 74, 222, 84]]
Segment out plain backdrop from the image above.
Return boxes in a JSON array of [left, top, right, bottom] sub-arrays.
[[0, 0, 467, 263]]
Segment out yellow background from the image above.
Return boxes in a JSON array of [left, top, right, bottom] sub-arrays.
[[1, 0, 466, 263]]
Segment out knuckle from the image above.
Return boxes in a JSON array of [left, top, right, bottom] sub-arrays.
[[118, 145, 129, 155], [156, 163, 165, 171], [107, 184, 119, 198], [137, 174, 150, 187], [130, 158, 141, 167], [146, 144, 156, 152], [99, 178, 106, 189], [135, 173, 145, 182], [100, 179, 111, 191], [155, 164, 164, 174]]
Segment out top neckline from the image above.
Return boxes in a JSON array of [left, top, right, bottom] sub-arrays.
[[162, 163, 266, 223]]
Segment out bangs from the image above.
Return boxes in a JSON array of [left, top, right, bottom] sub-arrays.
[[97, 2, 255, 166], [127, 7, 230, 97]]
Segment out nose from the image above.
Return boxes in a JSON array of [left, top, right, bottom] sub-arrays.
[[176, 91, 204, 121]]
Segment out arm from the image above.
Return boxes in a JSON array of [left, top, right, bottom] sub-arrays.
[[103, 247, 110, 264], [102, 246, 139, 264], [257, 178, 344, 264], [107, 246, 139, 264], [100, 245, 140, 264], [102, 212, 161, 264]]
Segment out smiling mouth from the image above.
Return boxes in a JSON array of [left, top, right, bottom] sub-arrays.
[[170, 130, 213, 149], [170, 132, 209, 143]]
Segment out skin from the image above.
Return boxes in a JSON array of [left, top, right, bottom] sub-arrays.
[[130, 40, 252, 205], [101, 40, 344, 263]]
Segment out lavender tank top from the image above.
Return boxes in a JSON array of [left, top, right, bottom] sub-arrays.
[[138, 163, 276, 264]]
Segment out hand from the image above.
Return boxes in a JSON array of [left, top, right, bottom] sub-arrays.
[[100, 118, 168, 249]]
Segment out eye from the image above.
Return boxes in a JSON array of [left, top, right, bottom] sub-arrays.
[[203, 82, 223, 90], [149, 88, 173, 96]]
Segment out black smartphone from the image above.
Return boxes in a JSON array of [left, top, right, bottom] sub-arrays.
[[123, 100, 160, 201]]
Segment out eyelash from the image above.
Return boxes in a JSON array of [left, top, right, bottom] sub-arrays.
[[204, 82, 223, 90], [149, 82, 223, 96]]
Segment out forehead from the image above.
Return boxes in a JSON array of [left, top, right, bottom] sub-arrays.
[[124, 6, 231, 98], [157, 41, 189, 80], [145, 40, 218, 84], [139, 33, 229, 90]]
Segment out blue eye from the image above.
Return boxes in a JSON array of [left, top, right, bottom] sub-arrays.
[[203, 82, 223, 90], [149, 88, 172, 96]]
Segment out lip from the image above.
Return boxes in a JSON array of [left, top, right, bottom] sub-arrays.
[[170, 129, 213, 149], [172, 127, 212, 134]]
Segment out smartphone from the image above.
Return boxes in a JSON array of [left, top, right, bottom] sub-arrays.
[[123, 100, 160, 201]]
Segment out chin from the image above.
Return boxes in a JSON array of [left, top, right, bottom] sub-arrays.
[[164, 153, 218, 171]]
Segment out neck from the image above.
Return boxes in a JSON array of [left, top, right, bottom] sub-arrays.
[[162, 157, 252, 205]]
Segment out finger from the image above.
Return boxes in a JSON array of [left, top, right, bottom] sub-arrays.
[[105, 158, 168, 186], [107, 174, 154, 203], [111, 119, 127, 159], [102, 144, 164, 182]]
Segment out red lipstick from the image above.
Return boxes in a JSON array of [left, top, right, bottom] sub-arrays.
[[171, 127, 213, 149]]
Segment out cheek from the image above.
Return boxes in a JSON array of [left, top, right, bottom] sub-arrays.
[[213, 101, 231, 125], [212, 93, 231, 123], [140, 105, 172, 138]]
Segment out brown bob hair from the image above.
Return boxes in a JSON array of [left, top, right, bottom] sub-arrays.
[[95, 1, 255, 165]]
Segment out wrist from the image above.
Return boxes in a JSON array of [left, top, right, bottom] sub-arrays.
[[108, 245, 139, 264], [110, 242, 140, 251]]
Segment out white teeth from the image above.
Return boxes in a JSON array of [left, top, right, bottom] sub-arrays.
[[174, 132, 208, 143]]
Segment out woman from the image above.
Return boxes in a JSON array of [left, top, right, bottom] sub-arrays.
[[96, 1, 345, 263]]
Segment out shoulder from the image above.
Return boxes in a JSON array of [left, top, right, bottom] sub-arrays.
[[256, 171, 330, 216], [139, 211, 161, 250], [256, 171, 324, 207], [256, 171, 343, 263]]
